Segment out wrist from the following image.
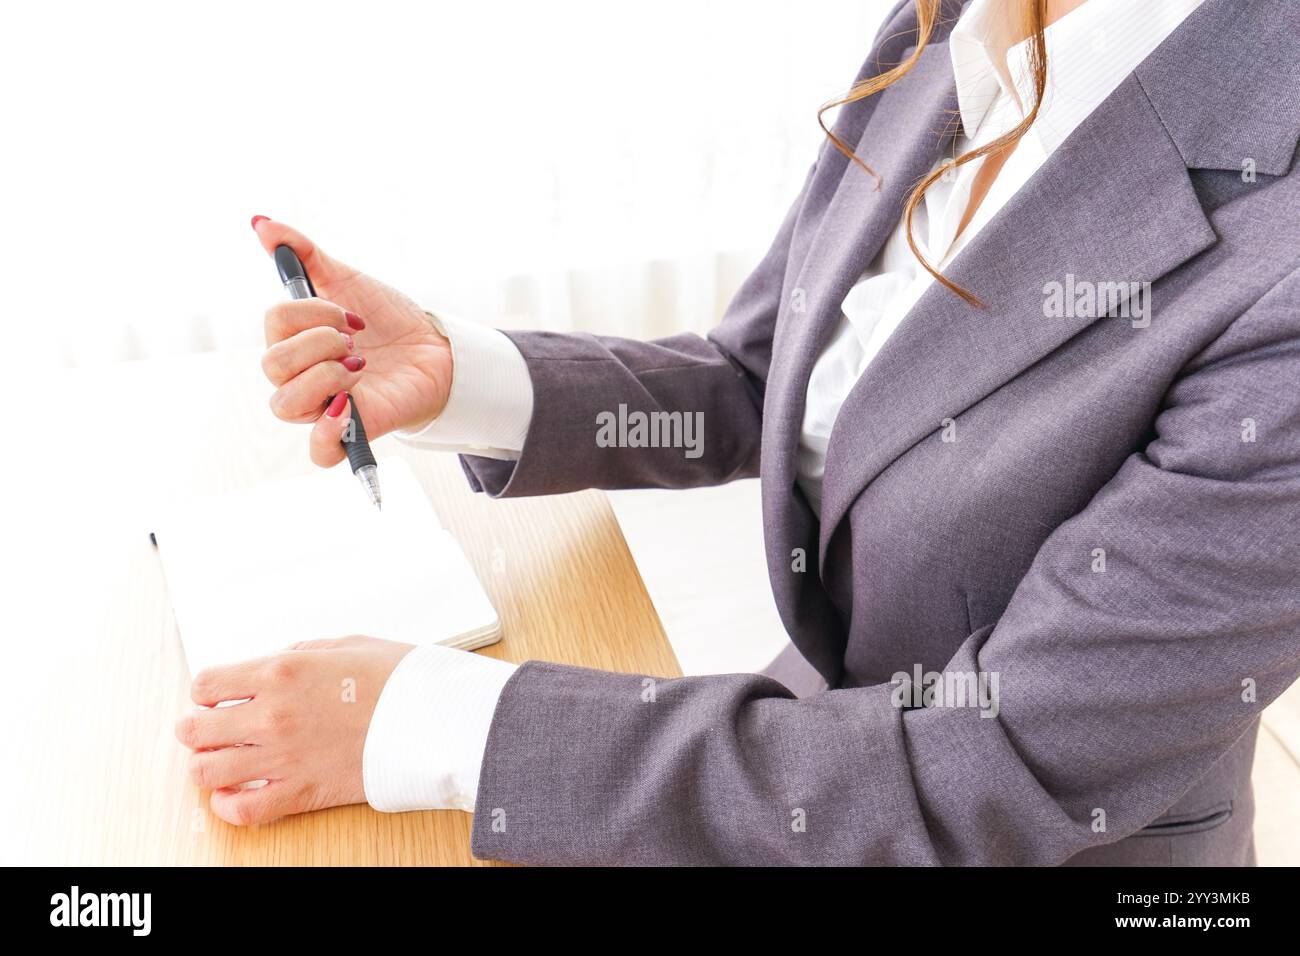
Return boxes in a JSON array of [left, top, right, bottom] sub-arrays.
[[396, 312, 533, 454], [406, 310, 454, 428]]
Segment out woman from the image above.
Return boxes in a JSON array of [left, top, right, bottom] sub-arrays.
[[176, 0, 1300, 865]]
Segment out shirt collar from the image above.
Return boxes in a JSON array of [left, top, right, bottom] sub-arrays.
[[949, 0, 1209, 152], [948, 0, 1024, 141]]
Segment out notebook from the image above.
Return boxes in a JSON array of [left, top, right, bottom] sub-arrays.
[[152, 457, 500, 675]]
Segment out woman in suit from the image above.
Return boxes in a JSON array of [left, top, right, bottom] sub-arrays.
[[176, 0, 1300, 865]]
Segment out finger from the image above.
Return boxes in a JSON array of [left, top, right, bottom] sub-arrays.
[[287, 635, 379, 652], [188, 744, 273, 792], [269, 361, 362, 424], [287, 637, 354, 651], [262, 325, 357, 387], [190, 660, 266, 706], [174, 701, 260, 751], [308, 392, 353, 467], [250, 216, 357, 291], [209, 780, 306, 827], [264, 298, 361, 348]]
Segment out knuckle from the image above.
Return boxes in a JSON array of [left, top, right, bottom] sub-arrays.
[[260, 348, 287, 384], [175, 713, 200, 747], [262, 707, 296, 735], [263, 656, 298, 684], [188, 753, 213, 789], [190, 668, 217, 700], [268, 389, 294, 421], [265, 302, 293, 335], [279, 749, 304, 774]]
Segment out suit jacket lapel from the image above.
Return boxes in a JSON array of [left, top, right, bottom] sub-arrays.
[[812, 0, 1300, 558], [764, 41, 960, 504], [756, 2, 969, 680], [816, 70, 1218, 563]]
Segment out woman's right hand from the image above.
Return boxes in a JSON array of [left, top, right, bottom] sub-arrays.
[[253, 216, 453, 467]]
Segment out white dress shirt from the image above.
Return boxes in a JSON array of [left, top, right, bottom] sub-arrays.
[[362, 0, 1207, 814]]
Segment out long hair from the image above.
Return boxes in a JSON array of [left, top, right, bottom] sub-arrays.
[[817, 0, 1049, 306]]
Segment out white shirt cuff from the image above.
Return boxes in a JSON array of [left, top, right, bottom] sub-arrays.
[[397, 311, 534, 461], [362, 643, 517, 813]]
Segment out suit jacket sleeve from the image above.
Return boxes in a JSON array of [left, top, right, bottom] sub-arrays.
[[468, 268, 1300, 865], [454, 159, 814, 497], [456, 0, 912, 498]]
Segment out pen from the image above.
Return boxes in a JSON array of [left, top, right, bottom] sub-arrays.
[[273, 244, 383, 511]]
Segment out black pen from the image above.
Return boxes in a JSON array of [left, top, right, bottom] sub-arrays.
[[273, 244, 382, 510]]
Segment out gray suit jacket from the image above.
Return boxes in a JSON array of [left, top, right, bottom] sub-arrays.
[[462, 0, 1300, 865]]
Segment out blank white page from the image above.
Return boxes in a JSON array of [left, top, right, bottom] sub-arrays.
[[153, 457, 499, 675]]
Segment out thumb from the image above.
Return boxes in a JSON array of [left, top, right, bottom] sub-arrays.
[[250, 215, 358, 290], [309, 391, 352, 468]]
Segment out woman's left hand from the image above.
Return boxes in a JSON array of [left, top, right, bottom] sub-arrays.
[[174, 636, 415, 826]]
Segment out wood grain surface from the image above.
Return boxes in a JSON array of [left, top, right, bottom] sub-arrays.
[[2, 350, 679, 865]]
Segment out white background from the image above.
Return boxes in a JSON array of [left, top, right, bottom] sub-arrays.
[[3, 0, 894, 366], [0, 0, 896, 697]]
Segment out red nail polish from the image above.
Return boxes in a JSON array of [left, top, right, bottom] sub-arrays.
[[325, 392, 349, 418], [251, 215, 270, 229], [342, 356, 365, 372], [342, 332, 355, 352], [344, 311, 365, 331]]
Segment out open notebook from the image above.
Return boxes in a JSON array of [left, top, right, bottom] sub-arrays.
[[152, 457, 500, 675]]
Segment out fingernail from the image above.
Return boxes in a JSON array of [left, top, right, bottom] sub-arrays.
[[250, 215, 270, 230], [325, 392, 349, 418], [344, 311, 365, 331], [341, 332, 356, 352], [342, 355, 365, 372]]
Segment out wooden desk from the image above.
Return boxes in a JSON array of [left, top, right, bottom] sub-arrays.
[[1, 350, 679, 865]]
